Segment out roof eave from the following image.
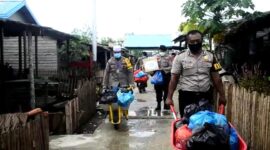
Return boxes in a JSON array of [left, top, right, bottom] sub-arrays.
[[24, 1, 39, 25]]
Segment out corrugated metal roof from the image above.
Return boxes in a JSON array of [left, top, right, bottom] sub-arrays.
[[123, 34, 173, 48], [0, 0, 25, 19]]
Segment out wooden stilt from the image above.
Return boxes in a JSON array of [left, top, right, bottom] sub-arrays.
[[23, 31, 27, 70], [18, 36, 22, 75], [35, 36, 38, 77], [27, 31, 35, 108]]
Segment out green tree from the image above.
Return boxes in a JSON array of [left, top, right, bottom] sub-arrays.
[[182, 0, 256, 35], [100, 37, 115, 46], [59, 27, 92, 64], [179, 20, 205, 34], [100, 37, 123, 47], [72, 27, 92, 44], [180, 0, 262, 50]]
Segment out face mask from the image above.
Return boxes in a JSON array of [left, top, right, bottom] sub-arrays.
[[160, 52, 166, 56], [114, 53, 121, 59], [188, 43, 202, 53]]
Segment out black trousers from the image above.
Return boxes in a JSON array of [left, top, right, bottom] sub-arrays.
[[137, 82, 147, 92], [154, 73, 171, 103], [178, 88, 213, 117]]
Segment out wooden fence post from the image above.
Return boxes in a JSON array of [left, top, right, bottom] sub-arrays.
[[28, 31, 35, 109]]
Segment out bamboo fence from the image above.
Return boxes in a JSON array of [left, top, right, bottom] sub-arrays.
[[0, 113, 49, 150], [222, 84, 270, 150]]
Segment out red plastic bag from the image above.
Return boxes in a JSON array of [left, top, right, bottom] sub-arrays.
[[134, 69, 148, 83], [175, 125, 192, 150]]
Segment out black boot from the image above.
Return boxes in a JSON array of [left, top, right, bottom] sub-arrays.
[[155, 102, 161, 111], [139, 84, 144, 93]]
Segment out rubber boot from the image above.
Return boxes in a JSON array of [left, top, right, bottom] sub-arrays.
[[155, 102, 161, 111]]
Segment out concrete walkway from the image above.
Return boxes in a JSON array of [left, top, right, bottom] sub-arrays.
[[50, 83, 180, 150]]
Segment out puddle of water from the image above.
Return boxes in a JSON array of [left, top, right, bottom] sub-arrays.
[[131, 109, 172, 117], [129, 131, 156, 138], [138, 106, 151, 111], [129, 143, 144, 149], [136, 99, 146, 102], [50, 134, 100, 148]]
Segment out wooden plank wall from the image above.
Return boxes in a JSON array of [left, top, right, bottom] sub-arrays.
[[222, 83, 270, 150], [57, 70, 79, 99], [77, 79, 97, 125], [65, 79, 97, 134], [3, 36, 58, 74], [65, 98, 79, 134], [48, 112, 66, 134], [0, 113, 49, 150]]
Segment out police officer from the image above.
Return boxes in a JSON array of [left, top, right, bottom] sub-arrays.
[[153, 45, 172, 110], [135, 52, 148, 70], [166, 30, 226, 116], [135, 52, 148, 93], [102, 45, 134, 91]]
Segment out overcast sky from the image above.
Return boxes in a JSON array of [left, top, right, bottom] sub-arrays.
[[26, 0, 269, 40]]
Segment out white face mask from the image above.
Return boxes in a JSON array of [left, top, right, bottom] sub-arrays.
[[160, 52, 166, 56]]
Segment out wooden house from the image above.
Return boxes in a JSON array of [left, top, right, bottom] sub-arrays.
[[216, 12, 270, 77], [0, 0, 75, 113], [172, 34, 187, 50], [0, 0, 74, 78]]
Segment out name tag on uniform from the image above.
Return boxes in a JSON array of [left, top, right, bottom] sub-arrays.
[[186, 63, 194, 68], [183, 60, 194, 69]]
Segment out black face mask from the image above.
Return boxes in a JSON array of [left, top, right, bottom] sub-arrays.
[[188, 43, 202, 53]]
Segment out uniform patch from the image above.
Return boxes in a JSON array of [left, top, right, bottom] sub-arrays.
[[123, 58, 133, 70], [214, 63, 222, 70]]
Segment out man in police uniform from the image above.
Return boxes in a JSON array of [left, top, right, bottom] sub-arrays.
[[166, 30, 226, 116], [153, 45, 172, 110], [135, 52, 148, 70], [102, 46, 134, 90]]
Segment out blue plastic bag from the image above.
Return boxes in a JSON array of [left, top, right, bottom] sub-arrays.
[[151, 71, 164, 85], [188, 111, 216, 131], [230, 127, 239, 150], [188, 111, 229, 134], [117, 90, 134, 107], [135, 71, 146, 78], [213, 113, 230, 133]]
